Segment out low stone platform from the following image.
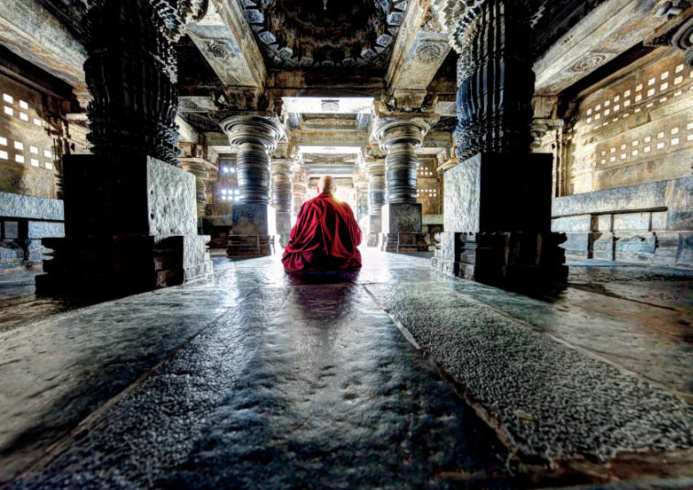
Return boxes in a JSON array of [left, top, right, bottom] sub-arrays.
[[0, 251, 692, 487]]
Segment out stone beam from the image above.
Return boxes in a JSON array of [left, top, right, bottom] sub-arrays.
[[293, 130, 370, 148], [0, 0, 85, 88], [534, 0, 670, 96], [187, 0, 266, 89], [266, 71, 387, 98], [385, 0, 451, 108]]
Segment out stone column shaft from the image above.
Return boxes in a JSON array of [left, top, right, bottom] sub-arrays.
[[271, 159, 293, 247], [366, 158, 385, 247], [221, 115, 283, 257], [83, 0, 204, 165], [454, 0, 534, 160], [372, 119, 430, 252]]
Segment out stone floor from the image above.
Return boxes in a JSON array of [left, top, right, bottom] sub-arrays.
[[0, 249, 692, 488]]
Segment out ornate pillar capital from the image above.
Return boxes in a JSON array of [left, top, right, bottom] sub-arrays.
[[221, 115, 284, 153], [371, 117, 432, 153]]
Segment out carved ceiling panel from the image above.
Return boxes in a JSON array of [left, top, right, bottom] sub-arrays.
[[241, 0, 408, 70]]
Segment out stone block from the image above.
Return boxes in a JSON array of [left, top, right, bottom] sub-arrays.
[[381, 232, 427, 252], [552, 180, 670, 218], [37, 234, 212, 296], [651, 211, 667, 230], [652, 232, 679, 267], [422, 214, 443, 226], [0, 192, 63, 221], [667, 177, 693, 231], [596, 214, 613, 232], [676, 232, 693, 268], [382, 203, 422, 234], [560, 232, 590, 259], [62, 154, 197, 237], [227, 235, 274, 258], [551, 215, 591, 232], [437, 231, 460, 262], [232, 204, 275, 236], [27, 221, 64, 239], [613, 213, 650, 231], [444, 152, 552, 233], [592, 233, 615, 261]]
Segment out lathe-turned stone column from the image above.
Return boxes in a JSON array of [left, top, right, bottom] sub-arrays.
[[366, 157, 386, 247], [36, 0, 212, 297], [292, 181, 307, 218], [180, 158, 215, 222], [372, 118, 430, 252], [430, 0, 567, 287], [271, 159, 293, 247], [221, 115, 283, 257]]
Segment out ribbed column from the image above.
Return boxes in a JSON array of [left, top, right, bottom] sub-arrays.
[[373, 119, 429, 204], [430, 0, 568, 287], [452, 0, 534, 160], [366, 158, 385, 247], [271, 159, 293, 247], [270, 159, 293, 212], [221, 115, 284, 257], [371, 118, 430, 252], [222, 116, 283, 205], [83, 0, 206, 165], [292, 182, 307, 216]]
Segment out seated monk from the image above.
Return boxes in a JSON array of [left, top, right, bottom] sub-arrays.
[[282, 175, 362, 271]]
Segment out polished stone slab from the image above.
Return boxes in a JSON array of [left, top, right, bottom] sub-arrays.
[[1, 250, 693, 486], [9, 286, 515, 489]]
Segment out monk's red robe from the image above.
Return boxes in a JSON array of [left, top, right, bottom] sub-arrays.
[[282, 192, 362, 271]]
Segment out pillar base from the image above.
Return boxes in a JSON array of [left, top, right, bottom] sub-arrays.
[[227, 235, 275, 258], [275, 211, 292, 248], [366, 214, 382, 248], [381, 233, 428, 253], [432, 231, 568, 288], [367, 233, 380, 248], [37, 234, 212, 297], [36, 154, 212, 297]]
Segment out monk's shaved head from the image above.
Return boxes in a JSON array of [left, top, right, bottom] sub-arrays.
[[318, 175, 336, 194]]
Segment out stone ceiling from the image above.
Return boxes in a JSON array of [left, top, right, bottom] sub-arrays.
[[241, 0, 407, 70]]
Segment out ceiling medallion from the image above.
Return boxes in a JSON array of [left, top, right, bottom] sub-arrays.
[[242, 0, 407, 70], [321, 100, 340, 112]]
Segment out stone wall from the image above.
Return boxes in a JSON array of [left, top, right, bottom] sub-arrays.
[[552, 176, 692, 267], [0, 191, 64, 272], [536, 49, 692, 197], [0, 73, 60, 198]]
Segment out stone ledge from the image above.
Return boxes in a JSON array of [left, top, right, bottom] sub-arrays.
[[0, 192, 64, 221]]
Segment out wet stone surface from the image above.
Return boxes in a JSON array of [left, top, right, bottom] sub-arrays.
[[1, 250, 693, 487], [10, 285, 515, 489]]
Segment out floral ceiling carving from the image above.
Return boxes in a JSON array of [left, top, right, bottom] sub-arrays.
[[241, 0, 408, 70]]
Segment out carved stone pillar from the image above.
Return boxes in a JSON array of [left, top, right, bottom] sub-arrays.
[[371, 118, 430, 252], [180, 158, 214, 220], [292, 182, 307, 216], [36, 0, 212, 297], [430, 0, 568, 287], [366, 157, 386, 247], [84, 0, 206, 164], [271, 159, 293, 247], [221, 115, 283, 257]]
